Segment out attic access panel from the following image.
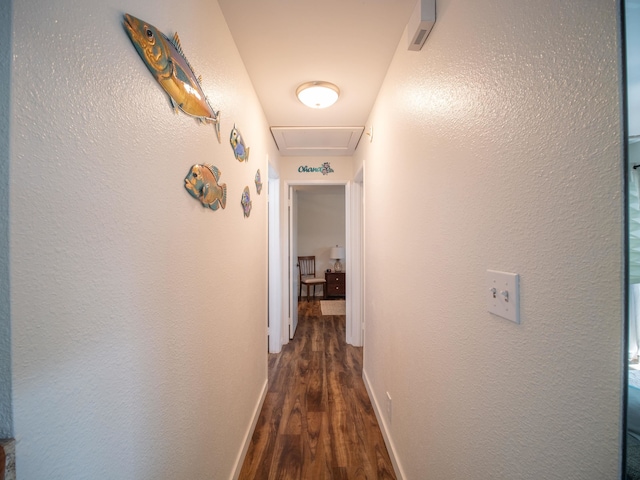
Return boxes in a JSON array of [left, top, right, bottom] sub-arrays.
[[271, 126, 364, 156]]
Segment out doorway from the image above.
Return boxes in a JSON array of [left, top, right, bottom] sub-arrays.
[[266, 178, 363, 353], [290, 184, 346, 339]]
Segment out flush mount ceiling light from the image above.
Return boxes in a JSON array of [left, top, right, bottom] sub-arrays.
[[296, 81, 340, 109]]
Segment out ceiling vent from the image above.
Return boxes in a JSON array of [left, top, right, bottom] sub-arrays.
[[407, 0, 435, 51]]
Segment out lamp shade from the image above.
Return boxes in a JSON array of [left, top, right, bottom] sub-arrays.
[[330, 246, 345, 260]]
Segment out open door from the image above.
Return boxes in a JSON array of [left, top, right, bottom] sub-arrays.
[[289, 186, 299, 339]]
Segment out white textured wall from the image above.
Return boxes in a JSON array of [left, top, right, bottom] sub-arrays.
[[9, 0, 277, 478], [356, 0, 624, 478]]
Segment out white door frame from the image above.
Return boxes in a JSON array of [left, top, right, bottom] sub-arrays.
[[277, 179, 362, 348], [267, 165, 281, 353], [349, 168, 364, 347], [289, 185, 299, 339]]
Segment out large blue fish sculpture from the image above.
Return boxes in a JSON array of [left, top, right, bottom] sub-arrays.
[[184, 164, 227, 211], [230, 124, 250, 162], [123, 14, 221, 142]]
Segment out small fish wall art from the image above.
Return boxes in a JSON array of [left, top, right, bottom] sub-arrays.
[[255, 169, 262, 194], [230, 124, 250, 162], [123, 14, 222, 143], [241, 186, 252, 217], [184, 164, 227, 211]]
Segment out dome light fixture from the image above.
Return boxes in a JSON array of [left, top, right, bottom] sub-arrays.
[[296, 81, 340, 109]]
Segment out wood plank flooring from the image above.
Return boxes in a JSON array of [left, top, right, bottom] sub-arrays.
[[239, 300, 396, 480]]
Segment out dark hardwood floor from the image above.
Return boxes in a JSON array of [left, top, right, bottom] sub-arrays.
[[239, 299, 396, 479]]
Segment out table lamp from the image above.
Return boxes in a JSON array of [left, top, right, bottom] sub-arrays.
[[330, 245, 345, 272]]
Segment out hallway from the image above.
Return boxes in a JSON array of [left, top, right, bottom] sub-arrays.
[[239, 301, 395, 479], [3, 0, 625, 477]]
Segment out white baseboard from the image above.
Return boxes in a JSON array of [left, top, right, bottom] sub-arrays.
[[231, 378, 268, 480], [362, 368, 406, 480]]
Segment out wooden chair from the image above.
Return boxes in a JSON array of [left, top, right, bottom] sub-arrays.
[[298, 256, 326, 301]]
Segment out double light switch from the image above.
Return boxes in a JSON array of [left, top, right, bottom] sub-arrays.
[[486, 270, 520, 324]]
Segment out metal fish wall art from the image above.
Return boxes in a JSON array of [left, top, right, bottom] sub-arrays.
[[123, 14, 222, 143], [230, 124, 250, 162], [255, 169, 262, 194], [184, 164, 227, 211], [241, 186, 252, 217]]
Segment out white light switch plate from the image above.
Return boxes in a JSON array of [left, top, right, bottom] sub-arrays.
[[486, 270, 520, 324]]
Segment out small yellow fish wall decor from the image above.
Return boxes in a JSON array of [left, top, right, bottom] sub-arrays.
[[184, 164, 227, 211], [230, 124, 250, 162], [123, 14, 221, 143]]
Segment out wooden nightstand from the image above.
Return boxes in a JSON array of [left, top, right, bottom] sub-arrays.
[[325, 271, 345, 299]]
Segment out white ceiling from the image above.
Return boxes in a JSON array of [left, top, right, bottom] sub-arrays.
[[218, 1, 639, 149], [217, 0, 419, 155]]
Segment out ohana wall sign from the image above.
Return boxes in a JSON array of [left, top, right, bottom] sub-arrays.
[[298, 162, 335, 175]]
